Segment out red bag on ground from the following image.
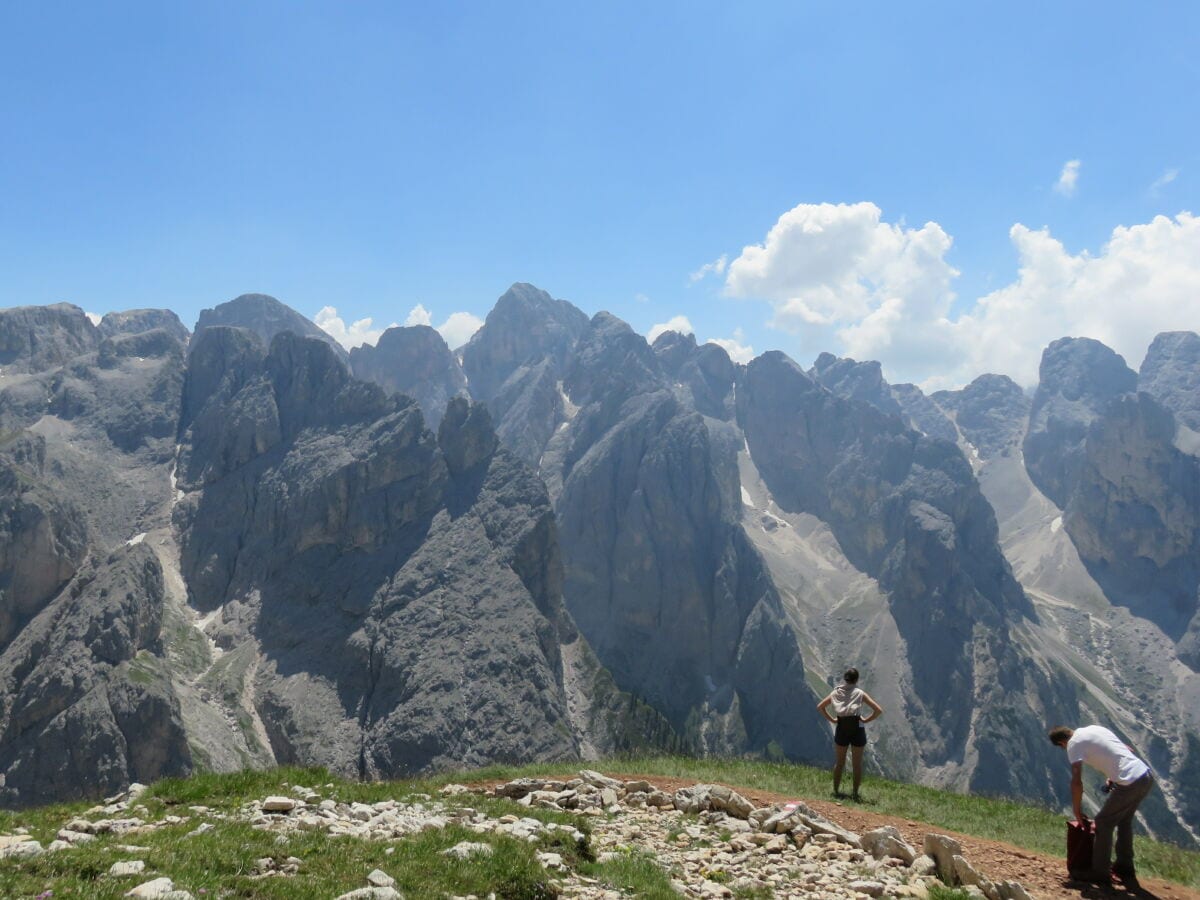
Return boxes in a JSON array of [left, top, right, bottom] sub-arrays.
[[1067, 818, 1095, 874]]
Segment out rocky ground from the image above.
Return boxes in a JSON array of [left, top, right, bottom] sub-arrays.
[[4, 771, 1194, 900]]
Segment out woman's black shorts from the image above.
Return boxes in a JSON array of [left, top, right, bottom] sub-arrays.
[[834, 716, 867, 748]]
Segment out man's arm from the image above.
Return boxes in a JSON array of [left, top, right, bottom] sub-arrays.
[[1071, 762, 1085, 821]]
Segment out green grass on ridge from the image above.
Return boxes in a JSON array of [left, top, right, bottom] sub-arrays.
[[0, 756, 1196, 898]]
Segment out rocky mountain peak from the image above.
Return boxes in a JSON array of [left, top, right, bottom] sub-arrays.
[[563, 312, 664, 408], [98, 309, 190, 343], [1024, 337, 1138, 507], [651, 330, 699, 374], [193, 293, 348, 364], [933, 373, 1029, 458], [350, 324, 467, 429], [438, 397, 499, 475], [1034, 336, 1137, 403], [809, 352, 903, 417], [0, 302, 99, 374], [1139, 330, 1200, 432], [460, 283, 589, 402]]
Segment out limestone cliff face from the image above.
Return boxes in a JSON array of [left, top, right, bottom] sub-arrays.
[[0, 541, 191, 807], [652, 331, 738, 422], [737, 352, 1067, 797], [552, 316, 829, 761], [0, 435, 88, 648], [0, 311, 193, 808], [891, 384, 958, 443], [175, 330, 622, 777], [933, 374, 1029, 459], [1065, 392, 1200, 650], [810, 352, 903, 418], [350, 325, 468, 429], [1024, 337, 1138, 508], [0, 303, 99, 375], [1139, 331, 1200, 433]]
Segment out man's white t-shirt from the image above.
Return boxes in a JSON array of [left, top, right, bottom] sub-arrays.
[[1066, 725, 1149, 785]]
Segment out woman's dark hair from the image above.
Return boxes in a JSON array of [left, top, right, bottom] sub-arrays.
[[844, 668, 859, 684]]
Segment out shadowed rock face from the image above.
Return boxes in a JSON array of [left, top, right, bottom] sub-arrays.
[[653, 332, 737, 421], [350, 325, 468, 429], [0, 435, 88, 648], [1024, 337, 1138, 508], [99, 309, 190, 344], [193, 293, 348, 364], [891, 384, 958, 443], [176, 332, 596, 777], [0, 543, 191, 806], [553, 317, 829, 762], [736, 352, 1067, 795], [1140, 331, 1200, 432], [933, 374, 1030, 459], [1065, 392, 1200, 651], [811, 352, 903, 418], [0, 303, 99, 374]]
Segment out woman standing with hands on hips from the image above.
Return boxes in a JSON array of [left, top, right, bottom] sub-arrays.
[[817, 668, 883, 800]]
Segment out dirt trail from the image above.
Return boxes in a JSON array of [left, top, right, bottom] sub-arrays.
[[479, 772, 1199, 900]]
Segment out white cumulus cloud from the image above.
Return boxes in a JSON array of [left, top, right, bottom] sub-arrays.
[[707, 328, 754, 364], [945, 212, 1200, 387], [314, 307, 397, 350], [648, 315, 695, 344], [723, 201, 958, 376], [722, 202, 1200, 389], [404, 304, 433, 327], [1054, 159, 1081, 197], [438, 311, 484, 349]]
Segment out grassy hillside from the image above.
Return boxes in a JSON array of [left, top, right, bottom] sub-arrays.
[[0, 757, 1195, 898]]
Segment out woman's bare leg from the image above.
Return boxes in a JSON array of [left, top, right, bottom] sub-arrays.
[[833, 744, 848, 795], [851, 745, 865, 798]]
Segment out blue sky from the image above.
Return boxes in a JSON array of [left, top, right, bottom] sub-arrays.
[[2, 2, 1197, 387]]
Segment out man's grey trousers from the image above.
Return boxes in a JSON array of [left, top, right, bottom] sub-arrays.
[[1091, 772, 1154, 879]]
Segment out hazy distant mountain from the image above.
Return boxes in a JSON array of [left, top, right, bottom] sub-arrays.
[[193, 293, 349, 364], [1, 291, 1197, 846], [349, 324, 467, 429]]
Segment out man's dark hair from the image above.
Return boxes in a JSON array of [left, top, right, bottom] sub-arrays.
[[1048, 726, 1073, 747], [844, 668, 859, 684]]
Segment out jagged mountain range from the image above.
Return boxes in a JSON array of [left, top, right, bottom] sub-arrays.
[[0, 287, 1196, 847]]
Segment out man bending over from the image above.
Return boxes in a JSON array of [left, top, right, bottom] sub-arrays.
[[1048, 725, 1154, 886]]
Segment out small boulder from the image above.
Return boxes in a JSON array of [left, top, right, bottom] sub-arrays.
[[953, 854, 999, 900], [368, 869, 396, 888], [923, 833, 962, 882], [849, 881, 887, 897], [109, 860, 147, 877], [861, 826, 917, 864], [997, 881, 1034, 900], [442, 841, 494, 860], [125, 878, 177, 898], [909, 854, 938, 877], [262, 796, 297, 813], [0, 839, 44, 860]]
